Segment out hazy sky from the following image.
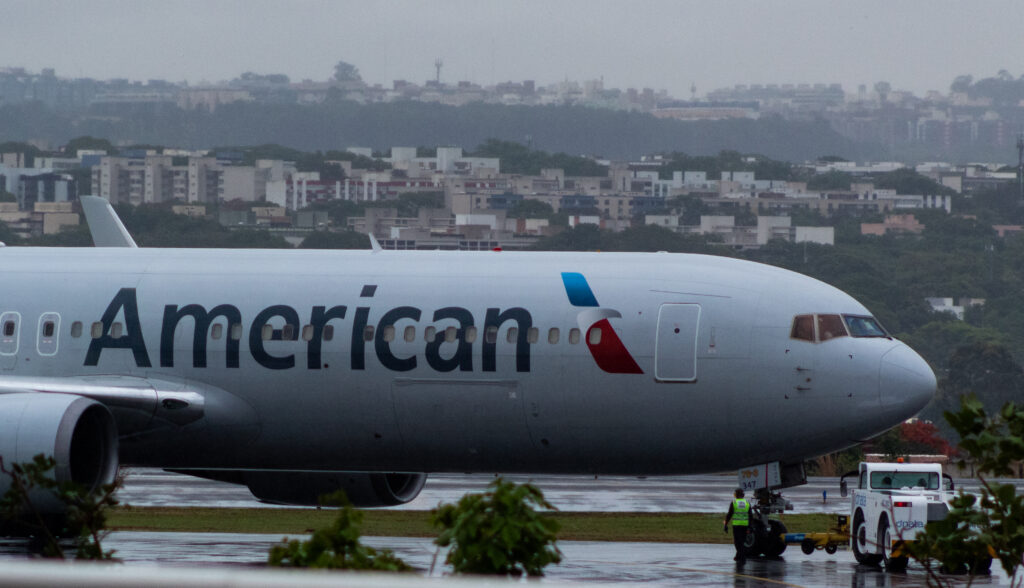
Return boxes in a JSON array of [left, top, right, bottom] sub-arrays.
[[3, 0, 1022, 97]]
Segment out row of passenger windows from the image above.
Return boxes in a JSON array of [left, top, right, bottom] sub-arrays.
[[12, 320, 605, 346], [790, 313, 888, 343]]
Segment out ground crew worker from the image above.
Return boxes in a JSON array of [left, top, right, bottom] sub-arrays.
[[723, 488, 752, 562]]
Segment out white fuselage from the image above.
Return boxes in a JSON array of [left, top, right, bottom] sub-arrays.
[[0, 247, 935, 475]]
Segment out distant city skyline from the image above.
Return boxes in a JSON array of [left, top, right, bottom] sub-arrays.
[[2, 0, 1022, 98]]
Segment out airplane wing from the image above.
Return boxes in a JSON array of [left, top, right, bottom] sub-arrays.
[[80, 195, 138, 248]]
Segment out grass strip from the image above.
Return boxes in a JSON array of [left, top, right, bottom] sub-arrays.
[[109, 507, 838, 544]]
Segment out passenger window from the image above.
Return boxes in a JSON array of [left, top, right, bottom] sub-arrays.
[[465, 326, 477, 343], [527, 327, 538, 344], [445, 326, 457, 343], [211, 323, 223, 340], [424, 326, 436, 342], [70, 321, 83, 338], [322, 325, 334, 341], [485, 326, 498, 344], [230, 323, 243, 341], [262, 324, 273, 340], [3, 321, 13, 337], [506, 327, 518, 343], [90, 322, 103, 338], [363, 325, 375, 342], [569, 328, 581, 344], [301, 325, 314, 342], [548, 328, 560, 344], [404, 325, 416, 342], [382, 325, 395, 342], [790, 315, 814, 342], [42, 322, 55, 338], [110, 322, 123, 338], [588, 327, 602, 345], [817, 314, 847, 342]]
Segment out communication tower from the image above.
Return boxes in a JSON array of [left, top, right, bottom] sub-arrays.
[[434, 59, 443, 84]]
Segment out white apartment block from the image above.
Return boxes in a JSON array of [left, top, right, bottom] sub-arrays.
[[92, 154, 273, 205]]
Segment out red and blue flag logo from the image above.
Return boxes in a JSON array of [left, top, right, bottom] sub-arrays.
[[561, 272, 644, 374]]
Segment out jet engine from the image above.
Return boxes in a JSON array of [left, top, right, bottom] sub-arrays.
[[0, 393, 119, 513]]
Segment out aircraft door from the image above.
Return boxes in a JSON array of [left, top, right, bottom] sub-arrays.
[[655, 303, 701, 382], [0, 312, 20, 370]]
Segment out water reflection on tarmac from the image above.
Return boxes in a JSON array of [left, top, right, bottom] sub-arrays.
[[1, 533, 1012, 586], [116, 468, 1024, 514], [2, 470, 1020, 585]]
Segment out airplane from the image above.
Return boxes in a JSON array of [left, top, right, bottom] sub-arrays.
[[0, 197, 934, 527]]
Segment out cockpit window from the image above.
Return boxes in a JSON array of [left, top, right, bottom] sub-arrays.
[[844, 315, 889, 338], [790, 315, 815, 341], [817, 314, 848, 342]]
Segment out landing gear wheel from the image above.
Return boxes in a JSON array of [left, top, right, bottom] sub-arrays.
[[801, 538, 816, 555], [761, 520, 788, 558], [879, 518, 908, 572], [852, 514, 882, 566]]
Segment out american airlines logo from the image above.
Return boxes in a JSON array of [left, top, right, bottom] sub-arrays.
[[561, 272, 643, 374], [81, 275, 643, 375]]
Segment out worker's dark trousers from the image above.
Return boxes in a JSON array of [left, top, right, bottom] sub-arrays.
[[732, 525, 750, 560]]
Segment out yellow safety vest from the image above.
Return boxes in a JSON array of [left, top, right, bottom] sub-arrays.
[[731, 498, 750, 526]]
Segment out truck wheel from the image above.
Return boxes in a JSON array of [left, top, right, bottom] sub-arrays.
[[878, 518, 908, 572], [825, 543, 838, 555], [801, 538, 816, 555], [852, 513, 882, 566]]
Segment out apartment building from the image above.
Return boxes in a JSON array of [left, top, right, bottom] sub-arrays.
[[92, 153, 275, 205]]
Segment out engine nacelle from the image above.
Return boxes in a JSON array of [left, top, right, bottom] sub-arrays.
[[0, 393, 119, 513], [245, 471, 427, 507], [176, 470, 427, 507]]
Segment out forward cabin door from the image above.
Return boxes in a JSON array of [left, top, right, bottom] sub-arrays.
[[654, 303, 701, 382]]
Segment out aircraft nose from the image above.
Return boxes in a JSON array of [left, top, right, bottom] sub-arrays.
[[879, 343, 936, 417]]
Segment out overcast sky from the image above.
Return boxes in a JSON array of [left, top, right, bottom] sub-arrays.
[[3, 0, 1022, 97]]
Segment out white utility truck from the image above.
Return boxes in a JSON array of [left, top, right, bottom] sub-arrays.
[[840, 461, 958, 572]]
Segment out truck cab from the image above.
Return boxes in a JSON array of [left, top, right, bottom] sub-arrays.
[[840, 461, 953, 571]]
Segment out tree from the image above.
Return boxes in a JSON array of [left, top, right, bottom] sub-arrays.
[[299, 231, 371, 249], [432, 478, 561, 577], [903, 396, 1024, 584], [874, 81, 891, 103], [507, 199, 555, 219], [63, 136, 116, 156], [333, 61, 362, 83], [268, 492, 411, 571], [0, 454, 120, 560], [807, 170, 854, 191], [950, 75, 973, 93]]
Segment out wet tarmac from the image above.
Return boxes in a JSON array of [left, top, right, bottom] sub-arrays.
[[116, 468, 1024, 515], [2, 471, 1021, 585], [0, 533, 1015, 586]]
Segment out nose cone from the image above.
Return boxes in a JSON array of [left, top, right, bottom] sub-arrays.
[[880, 344, 936, 418]]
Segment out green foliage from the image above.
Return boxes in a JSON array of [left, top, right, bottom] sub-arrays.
[[0, 141, 41, 167], [507, 198, 555, 220], [0, 454, 120, 560], [432, 478, 562, 577], [533, 223, 729, 254], [807, 170, 854, 191], [659, 150, 798, 182], [0, 190, 18, 203], [362, 192, 444, 218], [903, 396, 1024, 583], [875, 168, 956, 196], [268, 492, 411, 571], [61, 137, 115, 155], [299, 230, 371, 249], [470, 139, 606, 176], [333, 61, 362, 83]]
